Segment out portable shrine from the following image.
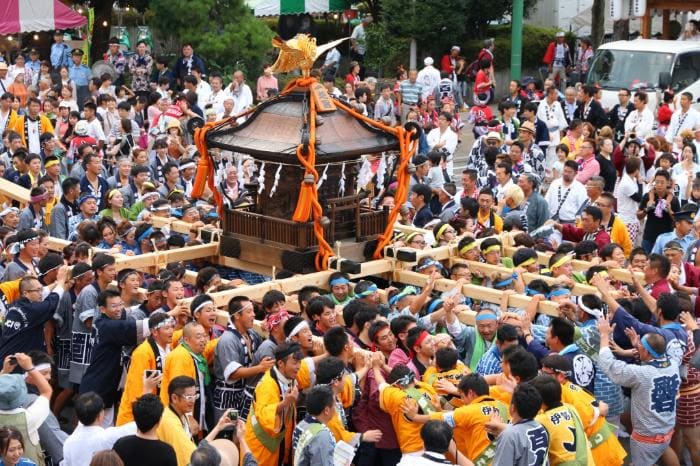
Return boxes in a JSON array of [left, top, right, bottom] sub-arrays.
[[191, 35, 418, 273]]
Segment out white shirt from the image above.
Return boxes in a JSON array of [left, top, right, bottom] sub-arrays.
[[196, 80, 212, 110], [416, 66, 441, 101], [537, 99, 568, 145], [614, 171, 641, 223], [26, 119, 41, 154], [624, 106, 654, 139], [544, 178, 587, 222], [426, 127, 458, 158], [225, 83, 254, 121], [86, 117, 107, 142], [666, 107, 700, 142], [61, 422, 137, 466], [0, 76, 12, 93], [495, 179, 514, 201], [323, 48, 341, 70], [207, 89, 227, 115]]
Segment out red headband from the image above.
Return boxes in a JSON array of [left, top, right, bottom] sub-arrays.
[[264, 310, 289, 332], [410, 330, 430, 358]]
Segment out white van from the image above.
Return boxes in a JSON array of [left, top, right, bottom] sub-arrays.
[[586, 39, 700, 111]]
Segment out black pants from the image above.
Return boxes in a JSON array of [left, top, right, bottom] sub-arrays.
[[355, 443, 402, 466]]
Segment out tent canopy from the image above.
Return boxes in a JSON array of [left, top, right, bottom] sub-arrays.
[[247, 0, 349, 17], [0, 0, 87, 35]]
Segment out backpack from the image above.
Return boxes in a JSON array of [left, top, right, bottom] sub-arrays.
[[465, 60, 480, 82]]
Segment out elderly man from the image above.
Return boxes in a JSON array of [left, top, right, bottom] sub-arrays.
[[518, 172, 549, 231], [225, 71, 253, 120]]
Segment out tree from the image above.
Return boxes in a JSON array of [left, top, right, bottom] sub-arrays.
[[463, 0, 538, 39], [148, 0, 273, 76], [590, 0, 605, 48]]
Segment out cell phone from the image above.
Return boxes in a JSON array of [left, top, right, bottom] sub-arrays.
[[228, 409, 238, 421], [144, 369, 161, 378], [8, 356, 17, 365]]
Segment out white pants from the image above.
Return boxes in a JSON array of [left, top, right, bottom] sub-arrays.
[[548, 66, 567, 92]]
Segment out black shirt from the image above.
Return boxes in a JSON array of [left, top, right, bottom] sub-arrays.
[[113, 435, 177, 466], [596, 153, 617, 193], [639, 191, 680, 241]]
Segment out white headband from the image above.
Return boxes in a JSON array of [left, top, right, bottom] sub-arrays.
[[440, 186, 454, 199], [579, 301, 603, 319], [286, 321, 310, 341], [193, 300, 214, 314], [180, 162, 196, 170]]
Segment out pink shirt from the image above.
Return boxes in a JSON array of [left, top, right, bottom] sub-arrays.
[[256, 75, 278, 102], [575, 156, 600, 184]]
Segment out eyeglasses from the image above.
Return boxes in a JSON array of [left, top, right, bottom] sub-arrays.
[[179, 392, 200, 401], [410, 240, 427, 246], [25, 288, 42, 293]]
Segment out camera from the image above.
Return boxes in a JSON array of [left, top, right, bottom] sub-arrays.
[[228, 409, 238, 422], [144, 369, 161, 378], [629, 132, 636, 140]]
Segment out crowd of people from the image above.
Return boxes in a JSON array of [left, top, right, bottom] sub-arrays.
[[0, 23, 699, 466]]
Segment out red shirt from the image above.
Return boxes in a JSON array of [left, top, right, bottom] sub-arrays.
[[649, 278, 672, 299], [475, 70, 490, 93], [560, 224, 611, 252]]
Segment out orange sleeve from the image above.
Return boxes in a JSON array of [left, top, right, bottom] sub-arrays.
[[327, 409, 357, 443], [160, 348, 195, 406], [296, 358, 313, 390]]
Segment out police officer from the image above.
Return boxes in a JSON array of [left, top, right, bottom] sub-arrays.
[[50, 30, 72, 69], [68, 49, 91, 110]]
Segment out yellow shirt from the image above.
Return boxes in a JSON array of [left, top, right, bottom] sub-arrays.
[[379, 381, 438, 453], [244, 370, 296, 466], [536, 403, 594, 466], [160, 344, 196, 407], [561, 382, 626, 466], [156, 404, 196, 466], [9, 114, 54, 148], [117, 339, 162, 426], [170, 329, 219, 365], [477, 210, 504, 233], [432, 395, 508, 460], [423, 362, 470, 407]]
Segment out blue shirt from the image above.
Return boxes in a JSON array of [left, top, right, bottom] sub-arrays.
[[69, 63, 92, 87], [0, 458, 37, 466], [26, 60, 41, 75], [476, 344, 503, 375], [50, 43, 71, 68], [651, 231, 696, 256]]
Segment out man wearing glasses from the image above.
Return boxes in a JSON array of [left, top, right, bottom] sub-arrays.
[[0, 257, 68, 361], [575, 139, 600, 184]]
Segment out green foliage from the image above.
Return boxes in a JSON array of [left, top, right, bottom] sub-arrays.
[[364, 22, 411, 76], [462, 0, 539, 38], [380, 0, 467, 53], [147, 0, 274, 77], [460, 25, 572, 69]]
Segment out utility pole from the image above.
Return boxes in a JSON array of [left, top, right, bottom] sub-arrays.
[[511, 0, 524, 80]]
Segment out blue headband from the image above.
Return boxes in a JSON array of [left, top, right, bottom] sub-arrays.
[[137, 226, 154, 243], [78, 194, 98, 206], [330, 278, 350, 286], [388, 286, 418, 306], [524, 287, 540, 296], [641, 335, 664, 359], [426, 299, 443, 314], [416, 259, 441, 272], [494, 272, 518, 288], [548, 288, 571, 298], [391, 371, 415, 386], [356, 284, 378, 298], [476, 312, 498, 321]]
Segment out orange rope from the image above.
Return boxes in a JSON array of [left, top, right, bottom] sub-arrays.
[[289, 80, 334, 270], [331, 98, 417, 261]]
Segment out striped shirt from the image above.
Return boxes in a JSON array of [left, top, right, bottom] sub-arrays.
[[399, 80, 423, 106], [476, 344, 503, 375]]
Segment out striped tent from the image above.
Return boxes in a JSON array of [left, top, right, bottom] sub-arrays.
[[0, 0, 86, 34], [247, 0, 349, 17]]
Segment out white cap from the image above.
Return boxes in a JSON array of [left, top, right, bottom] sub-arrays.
[[74, 120, 89, 136], [451, 46, 461, 52], [424, 57, 434, 66], [556, 31, 565, 37]]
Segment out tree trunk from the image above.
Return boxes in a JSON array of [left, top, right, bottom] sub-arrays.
[[590, 0, 605, 48], [612, 19, 630, 41], [91, 2, 113, 64]]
